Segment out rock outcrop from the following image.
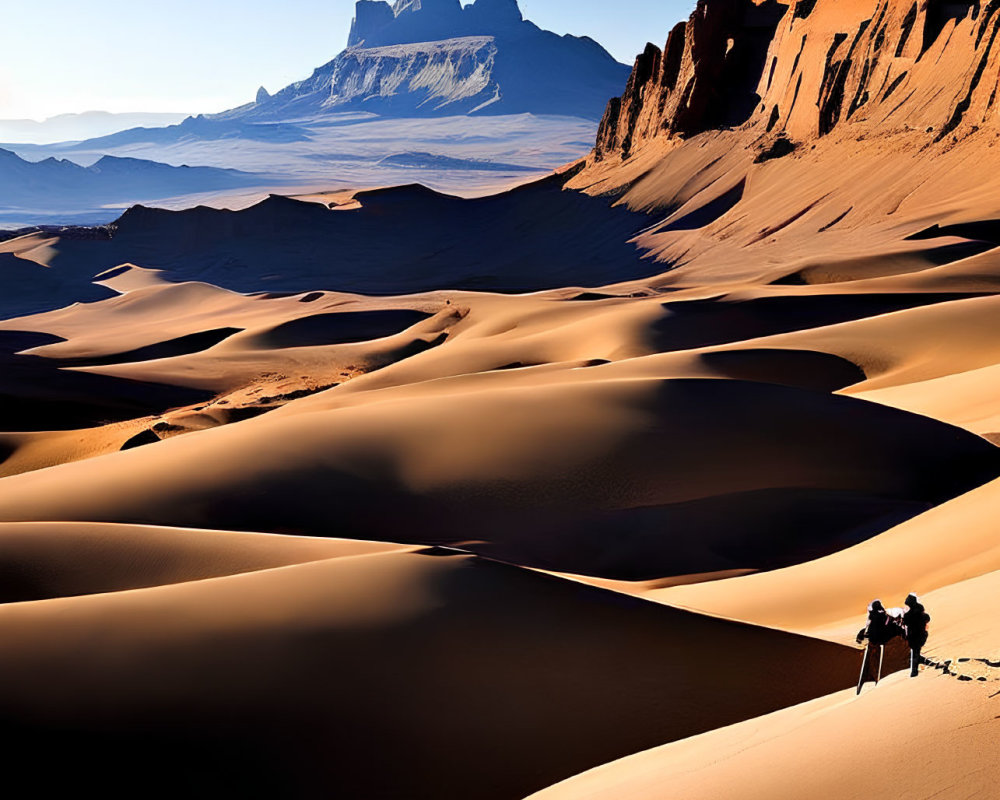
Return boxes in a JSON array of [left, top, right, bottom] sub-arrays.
[[596, 0, 1000, 160], [349, 0, 523, 47], [596, 0, 787, 159], [292, 37, 502, 116], [227, 0, 627, 121]]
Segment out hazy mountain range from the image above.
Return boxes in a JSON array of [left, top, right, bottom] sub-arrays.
[[0, 148, 265, 226], [1, 0, 628, 226], [0, 112, 189, 145]]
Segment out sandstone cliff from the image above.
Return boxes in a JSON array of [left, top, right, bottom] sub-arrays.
[[596, 0, 1000, 160]]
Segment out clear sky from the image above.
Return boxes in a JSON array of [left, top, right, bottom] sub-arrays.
[[1, 0, 695, 120]]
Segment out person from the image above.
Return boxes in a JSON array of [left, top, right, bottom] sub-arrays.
[[855, 599, 902, 693], [902, 593, 930, 677], [856, 599, 900, 647]]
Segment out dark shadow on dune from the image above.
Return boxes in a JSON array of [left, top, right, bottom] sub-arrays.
[[13, 172, 655, 311], [0, 253, 117, 320], [93, 264, 132, 281], [120, 429, 161, 451], [130, 380, 1000, 583], [653, 292, 985, 350], [700, 348, 866, 392], [569, 292, 624, 301], [61, 327, 243, 367], [0, 330, 67, 351], [774, 241, 999, 284], [257, 311, 432, 349], [906, 219, 1000, 245], [0, 369, 212, 432], [467, 488, 931, 580], [0, 725, 286, 800], [0, 556, 861, 800], [660, 179, 746, 232], [0, 331, 213, 432]]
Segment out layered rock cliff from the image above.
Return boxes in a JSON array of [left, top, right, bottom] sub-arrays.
[[596, 0, 1000, 160], [264, 37, 502, 117], [222, 0, 628, 121], [596, 0, 786, 159]]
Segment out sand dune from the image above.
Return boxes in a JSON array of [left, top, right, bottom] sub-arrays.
[[0, 374, 995, 582], [650, 476, 1000, 643], [853, 362, 1000, 437], [0, 521, 410, 602], [5, 1, 1000, 796], [0, 547, 860, 799], [531, 561, 1000, 800], [528, 670, 1000, 800]]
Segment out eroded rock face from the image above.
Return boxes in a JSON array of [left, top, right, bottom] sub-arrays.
[[348, 0, 396, 47], [239, 0, 627, 120], [597, 0, 1000, 160], [596, 0, 786, 159], [325, 37, 501, 116], [349, 0, 522, 48]]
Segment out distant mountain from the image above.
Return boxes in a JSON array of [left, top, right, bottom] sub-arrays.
[[213, 0, 629, 121], [0, 148, 262, 210], [64, 115, 312, 151], [0, 111, 189, 145], [377, 151, 542, 171]]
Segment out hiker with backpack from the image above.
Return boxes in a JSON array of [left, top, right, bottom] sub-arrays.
[[855, 599, 903, 693], [902, 593, 931, 677], [856, 599, 901, 648]]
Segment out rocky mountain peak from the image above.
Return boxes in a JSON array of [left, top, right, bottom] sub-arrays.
[[241, 0, 626, 121], [349, 0, 525, 48]]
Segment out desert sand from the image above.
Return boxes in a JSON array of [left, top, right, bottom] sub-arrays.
[[3, 0, 1000, 797]]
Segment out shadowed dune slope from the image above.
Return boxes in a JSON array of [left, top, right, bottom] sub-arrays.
[[0, 378, 996, 581], [0, 252, 116, 318], [249, 308, 433, 349], [0, 522, 411, 603], [0, 550, 860, 800], [654, 475, 1000, 642], [0, 174, 655, 321], [0, 329, 213, 431]]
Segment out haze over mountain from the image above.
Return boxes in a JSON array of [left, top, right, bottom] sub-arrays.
[[0, 148, 262, 219], [0, 0, 629, 227], [0, 112, 191, 146]]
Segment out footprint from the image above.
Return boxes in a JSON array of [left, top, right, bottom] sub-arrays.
[[923, 655, 1000, 684]]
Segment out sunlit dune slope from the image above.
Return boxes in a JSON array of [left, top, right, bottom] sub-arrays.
[[528, 667, 1000, 800]]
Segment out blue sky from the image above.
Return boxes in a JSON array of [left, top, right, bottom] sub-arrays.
[[1, 0, 694, 120]]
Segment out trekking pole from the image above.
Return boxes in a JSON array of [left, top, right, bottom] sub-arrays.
[[876, 645, 885, 685], [857, 645, 870, 695]]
